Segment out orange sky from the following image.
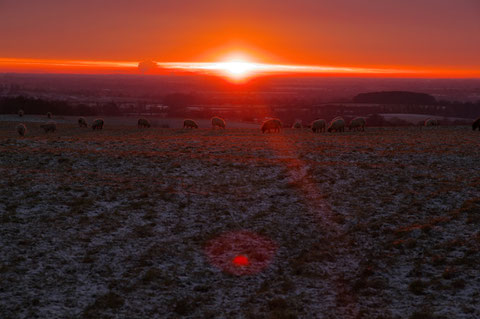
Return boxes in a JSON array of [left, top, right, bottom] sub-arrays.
[[1, 0, 479, 78]]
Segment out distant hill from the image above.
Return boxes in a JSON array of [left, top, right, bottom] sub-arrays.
[[353, 91, 437, 105]]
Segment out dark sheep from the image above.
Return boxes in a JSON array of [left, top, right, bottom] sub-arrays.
[[424, 118, 439, 126], [16, 123, 27, 136], [138, 118, 151, 128], [292, 121, 302, 129], [472, 118, 480, 131], [183, 119, 199, 129], [78, 117, 88, 127], [92, 118, 104, 130]]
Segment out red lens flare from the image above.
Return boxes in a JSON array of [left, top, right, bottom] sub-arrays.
[[232, 255, 250, 267], [205, 230, 277, 276]]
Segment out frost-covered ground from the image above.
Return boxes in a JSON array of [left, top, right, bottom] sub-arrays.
[[1, 120, 479, 319]]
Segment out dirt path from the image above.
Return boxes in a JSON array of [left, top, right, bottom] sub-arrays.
[[265, 134, 362, 318]]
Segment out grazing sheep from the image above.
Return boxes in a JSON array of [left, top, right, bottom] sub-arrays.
[[292, 121, 302, 129], [40, 122, 57, 133], [261, 118, 282, 133], [424, 118, 439, 126], [311, 119, 326, 133], [78, 117, 88, 127], [16, 123, 26, 136], [211, 116, 226, 129], [92, 118, 104, 130], [183, 119, 198, 129], [472, 118, 480, 131], [138, 118, 151, 128], [331, 116, 344, 122], [47, 112, 52, 119], [348, 117, 366, 131], [328, 117, 345, 133], [18, 109, 24, 117]]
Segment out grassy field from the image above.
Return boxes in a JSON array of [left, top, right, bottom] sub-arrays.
[[1, 119, 479, 318]]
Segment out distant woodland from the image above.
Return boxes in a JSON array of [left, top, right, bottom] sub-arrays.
[[353, 91, 437, 105], [1, 91, 479, 127]]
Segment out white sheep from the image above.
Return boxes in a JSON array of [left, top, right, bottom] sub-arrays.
[[328, 117, 345, 132], [261, 118, 282, 133], [348, 117, 366, 131], [311, 119, 326, 133], [211, 116, 226, 129]]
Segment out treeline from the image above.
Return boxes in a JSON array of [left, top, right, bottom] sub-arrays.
[[1, 94, 479, 127], [0, 96, 142, 117], [353, 91, 437, 105], [0, 94, 197, 117], [351, 91, 480, 118], [0, 96, 98, 116]]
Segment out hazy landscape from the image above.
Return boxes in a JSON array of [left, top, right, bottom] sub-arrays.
[[2, 0, 480, 318]]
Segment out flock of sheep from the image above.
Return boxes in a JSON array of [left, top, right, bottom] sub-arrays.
[[12, 109, 480, 137], [180, 116, 365, 133], [15, 112, 105, 137], [11, 115, 368, 136]]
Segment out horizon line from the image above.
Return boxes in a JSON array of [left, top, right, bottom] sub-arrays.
[[1, 57, 479, 79]]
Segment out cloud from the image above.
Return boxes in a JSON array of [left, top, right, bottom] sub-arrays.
[[138, 60, 158, 74]]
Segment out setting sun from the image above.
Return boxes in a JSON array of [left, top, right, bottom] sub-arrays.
[[221, 61, 255, 79]]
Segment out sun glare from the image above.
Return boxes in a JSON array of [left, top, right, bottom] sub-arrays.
[[4, 54, 476, 79], [211, 53, 258, 80], [220, 61, 255, 79], [224, 62, 248, 75]]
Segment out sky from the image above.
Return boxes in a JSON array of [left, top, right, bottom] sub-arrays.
[[0, 0, 479, 77]]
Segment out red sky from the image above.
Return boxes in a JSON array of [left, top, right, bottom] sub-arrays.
[[1, 0, 479, 77]]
